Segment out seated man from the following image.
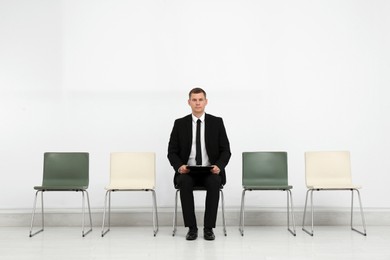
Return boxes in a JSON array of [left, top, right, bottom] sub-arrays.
[[167, 87, 231, 240]]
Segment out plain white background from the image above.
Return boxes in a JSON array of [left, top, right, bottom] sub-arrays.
[[0, 0, 389, 212]]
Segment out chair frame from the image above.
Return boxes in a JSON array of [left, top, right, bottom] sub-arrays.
[[239, 188, 296, 236], [101, 188, 159, 237], [302, 188, 367, 236], [29, 189, 92, 237], [172, 186, 226, 236]]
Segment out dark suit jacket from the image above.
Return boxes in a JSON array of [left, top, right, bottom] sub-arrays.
[[168, 113, 231, 185]]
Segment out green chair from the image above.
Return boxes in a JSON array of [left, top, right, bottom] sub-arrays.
[[29, 152, 92, 237], [239, 152, 296, 236]]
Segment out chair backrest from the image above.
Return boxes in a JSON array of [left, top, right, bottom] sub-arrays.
[[305, 151, 353, 188], [42, 152, 89, 187], [242, 152, 288, 187], [109, 152, 155, 189]]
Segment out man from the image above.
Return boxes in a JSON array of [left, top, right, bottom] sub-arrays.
[[167, 87, 231, 241]]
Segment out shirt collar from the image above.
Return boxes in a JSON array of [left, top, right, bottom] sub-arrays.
[[192, 113, 205, 123]]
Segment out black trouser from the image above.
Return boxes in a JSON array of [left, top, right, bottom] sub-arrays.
[[175, 173, 221, 229]]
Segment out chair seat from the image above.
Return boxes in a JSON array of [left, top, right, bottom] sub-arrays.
[[105, 185, 155, 190], [34, 185, 88, 191], [244, 185, 293, 190], [106, 179, 155, 190], [307, 185, 361, 190]]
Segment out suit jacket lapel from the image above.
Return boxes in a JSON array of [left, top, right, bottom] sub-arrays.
[[204, 113, 210, 150], [185, 114, 193, 153]]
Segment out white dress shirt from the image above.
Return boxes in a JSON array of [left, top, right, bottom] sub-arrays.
[[187, 113, 211, 166]]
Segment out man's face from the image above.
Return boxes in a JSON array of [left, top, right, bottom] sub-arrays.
[[188, 92, 208, 115]]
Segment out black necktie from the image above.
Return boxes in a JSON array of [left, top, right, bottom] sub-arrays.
[[195, 119, 202, 165]]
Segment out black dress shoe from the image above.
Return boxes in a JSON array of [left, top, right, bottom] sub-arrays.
[[186, 228, 198, 240], [203, 228, 215, 240]]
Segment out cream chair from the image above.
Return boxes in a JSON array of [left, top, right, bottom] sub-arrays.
[[101, 152, 158, 237], [302, 151, 366, 236]]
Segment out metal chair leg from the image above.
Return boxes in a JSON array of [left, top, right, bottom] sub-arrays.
[[82, 190, 93, 237], [29, 190, 44, 237], [287, 189, 296, 236], [172, 189, 179, 236], [239, 189, 246, 236], [151, 189, 159, 236], [101, 190, 111, 237], [302, 188, 367, 236], [86, 191, 93, 231], [220, 189, 227, 236], [302, 189, 314, 236], [351, 189, 367, 236]]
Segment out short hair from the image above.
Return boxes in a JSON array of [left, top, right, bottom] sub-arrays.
[[189, 87, 207, 99]]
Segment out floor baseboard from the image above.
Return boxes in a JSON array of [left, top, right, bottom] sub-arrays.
[[1, 207, 388, 227]]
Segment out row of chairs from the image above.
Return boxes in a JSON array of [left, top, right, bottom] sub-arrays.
[[29, 151, 367, 238], [29, 152, 158, 237], [239, 151, 366, 237]]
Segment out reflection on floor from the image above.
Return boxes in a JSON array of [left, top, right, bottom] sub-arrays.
[[0, 226, 388, 260]]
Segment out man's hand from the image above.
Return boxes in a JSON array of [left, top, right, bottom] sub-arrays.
[[178, 165, 190, 174], [210, 165, 221, 174]]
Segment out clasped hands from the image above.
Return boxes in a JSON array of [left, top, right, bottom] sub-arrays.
[[178, 165, 220, 175]]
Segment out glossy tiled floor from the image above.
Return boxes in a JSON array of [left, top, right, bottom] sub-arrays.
[[0, 226, 389, 260]]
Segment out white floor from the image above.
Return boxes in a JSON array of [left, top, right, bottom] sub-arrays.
[[0, 226, 389, 260]]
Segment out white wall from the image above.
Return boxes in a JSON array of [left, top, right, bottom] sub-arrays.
[[1, 0, 389, 211]]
